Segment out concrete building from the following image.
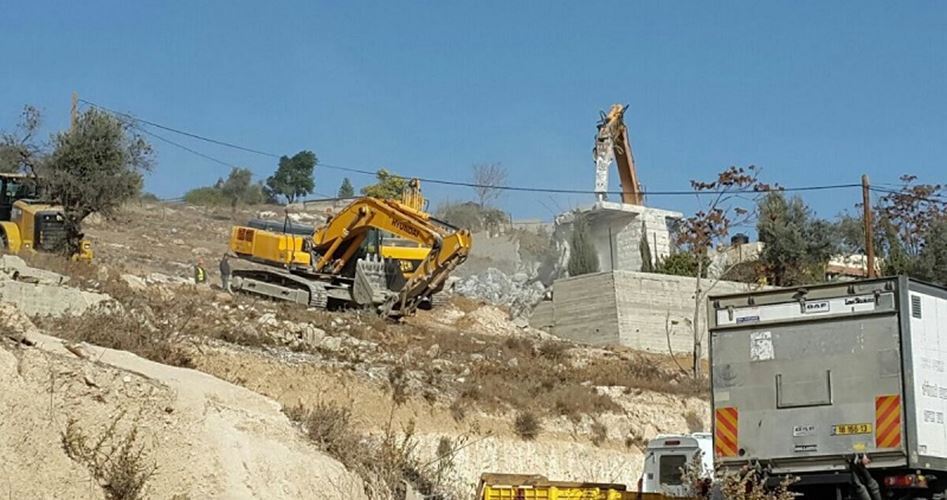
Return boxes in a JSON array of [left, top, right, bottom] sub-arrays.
[[554, 201, 683, 274], [530, 270, 765, 357]]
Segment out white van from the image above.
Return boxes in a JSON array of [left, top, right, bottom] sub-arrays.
[[638, 433, 714, 497]]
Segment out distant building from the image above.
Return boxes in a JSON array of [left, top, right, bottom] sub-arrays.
[[825, 253, 881, 280]]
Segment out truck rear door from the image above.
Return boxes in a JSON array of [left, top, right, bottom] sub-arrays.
[[709, 279, 906, 473]]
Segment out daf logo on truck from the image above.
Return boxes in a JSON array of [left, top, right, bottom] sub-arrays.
[[803, 300, 830, 314]]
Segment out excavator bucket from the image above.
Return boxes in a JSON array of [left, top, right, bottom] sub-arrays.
[[352, 256, 390, 306]]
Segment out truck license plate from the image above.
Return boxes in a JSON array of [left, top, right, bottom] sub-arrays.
[[833, 423, 872, 435]]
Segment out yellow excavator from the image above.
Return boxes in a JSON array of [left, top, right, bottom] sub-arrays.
[[227, 179, 471, 316], [0, 173, 93, 259]]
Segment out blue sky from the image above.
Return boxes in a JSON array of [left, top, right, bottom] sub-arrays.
[[1, 1, 945, 221]]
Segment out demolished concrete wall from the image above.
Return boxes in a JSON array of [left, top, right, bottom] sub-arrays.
[[534, 270, 765, 356], [555, 202, 682, 274], [0, 255, 110, 317]]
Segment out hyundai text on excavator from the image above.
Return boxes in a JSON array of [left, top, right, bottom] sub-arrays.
[[226, 179, 471, 317]]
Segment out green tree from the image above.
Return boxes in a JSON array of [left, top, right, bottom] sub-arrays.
[[757, 192, 838, 286], [360, 169, 407, 199], [221, 167, 257, 210], [0, 105, 43, 173], [639, 221, 654, 272], [40, 108, 153, 255], [655, 252, 707, 277], [265, 150, 316, 203], [873, 175, 947, 278], [916, 219, 947, 286], [676, 166, 770, 377], [567, 213, 599, 276], [337, 177, 354, 198], [183, 186, 228, 206]]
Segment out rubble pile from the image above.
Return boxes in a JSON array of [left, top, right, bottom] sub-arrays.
[[453, 267, 547, 317], [0, 255, 111, 317]]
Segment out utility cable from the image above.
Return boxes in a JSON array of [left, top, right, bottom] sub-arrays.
[[79, 98, 873, 197], [80, 99, 280, 158]]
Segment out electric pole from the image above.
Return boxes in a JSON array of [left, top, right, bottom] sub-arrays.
[[862, 174, 875, 278], [70, 91, 78, 130]]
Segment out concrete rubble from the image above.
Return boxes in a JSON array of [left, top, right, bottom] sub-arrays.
[[453, 267, 548, 319], [122, 271, 192, 290], [0, 255, 110, 317]]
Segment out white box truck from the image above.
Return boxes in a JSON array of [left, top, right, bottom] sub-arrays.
[[708, 277, 947, 499]]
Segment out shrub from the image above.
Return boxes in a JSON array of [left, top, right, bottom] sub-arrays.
[[537, 340, 569, 361], [61, 414, 157, 500], [513, 411, 541, 440], [568, 213, 599, 276], [590, 420, 608, 446], [285, 401, 361, 469], [655, 252, 709, 278], [436, 201, 510, 233], [182, 186, 228, 206]]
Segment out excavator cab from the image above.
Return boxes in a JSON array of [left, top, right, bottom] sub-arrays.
[[0, 173, 37, 221]]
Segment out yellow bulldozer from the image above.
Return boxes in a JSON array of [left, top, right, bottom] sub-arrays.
[[0, 173, 92, 259], [226, 179, 471, 316]]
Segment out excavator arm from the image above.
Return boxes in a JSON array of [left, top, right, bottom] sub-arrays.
[[387, 229, 471, 315], [310, 196, 471, 315], [311, 197, 445, 272], [594, 104, 644, 206]]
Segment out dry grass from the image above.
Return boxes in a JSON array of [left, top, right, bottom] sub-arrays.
[[624, 433, 648, 450], [285, 401, 362, 470], [61, 413, 156, 500], [537, 340, 570, 362], [35, 289, 198, 368], [286, 398, 466, 499], [34, 282, 285, 367], [685, 409, 704, 433], [590, 420, 608, 446], [683, 451, 798, 500]]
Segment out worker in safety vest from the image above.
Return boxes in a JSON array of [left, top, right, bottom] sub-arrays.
[[194, 258, 207, 284]]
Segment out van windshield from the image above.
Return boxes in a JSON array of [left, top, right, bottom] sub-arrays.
[[659, 454, 687, 486]]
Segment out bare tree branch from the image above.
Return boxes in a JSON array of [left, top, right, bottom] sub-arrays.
[[471, 163, 507, 208]]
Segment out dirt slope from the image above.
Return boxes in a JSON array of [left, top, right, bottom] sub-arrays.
[[0, 304, 365, 499]]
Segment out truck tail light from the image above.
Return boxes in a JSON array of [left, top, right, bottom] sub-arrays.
[[663, 440, 680, 446], [883, 474, 928, 489]]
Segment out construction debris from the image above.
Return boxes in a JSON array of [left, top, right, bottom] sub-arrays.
[[0, 258, 110, 317], [453, 267, 547, 319]]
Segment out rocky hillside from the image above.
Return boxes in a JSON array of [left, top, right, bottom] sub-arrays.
[[0, 201, 709, 499]]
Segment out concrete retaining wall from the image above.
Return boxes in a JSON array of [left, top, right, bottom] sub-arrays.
[[549, 272, 619, 345], [533, 270, 766, 356]]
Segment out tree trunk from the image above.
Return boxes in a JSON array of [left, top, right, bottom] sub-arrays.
[[62, 208, 89, 257]]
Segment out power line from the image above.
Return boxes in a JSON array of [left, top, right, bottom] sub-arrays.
[[317, 161, 861, 196], [133, 125, 236, 169], [78, 98, 867, 197], [869, 186, 947, 205], [80, 99, 280, 158]]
